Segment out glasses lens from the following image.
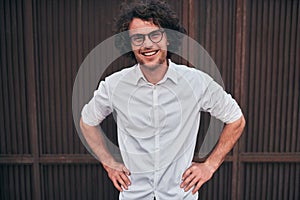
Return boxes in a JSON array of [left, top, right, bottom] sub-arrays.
[[131, 34, 144, 46], [149, 30, 163, 43]]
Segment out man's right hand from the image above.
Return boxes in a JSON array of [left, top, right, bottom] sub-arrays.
[[102, 162, 131, 192]]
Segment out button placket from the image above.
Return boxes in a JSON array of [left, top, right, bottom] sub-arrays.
[[152, 85, 160, 189]]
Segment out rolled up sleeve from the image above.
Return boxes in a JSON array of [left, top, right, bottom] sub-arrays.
[[81, 81, 113, 126], [200, 80, 243, 124]]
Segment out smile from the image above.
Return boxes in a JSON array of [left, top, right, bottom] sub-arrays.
[[141, 50, 159, 57]]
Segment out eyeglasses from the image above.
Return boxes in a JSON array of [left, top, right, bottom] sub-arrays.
[[129, 29, 165, 46]]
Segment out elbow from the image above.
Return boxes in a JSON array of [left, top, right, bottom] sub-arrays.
[[79, 117, 84, 129], [237, 115, 246, 137], [227, 115, 246, 139], [80, 117, 88, 133], [240, 115, 246, 130]]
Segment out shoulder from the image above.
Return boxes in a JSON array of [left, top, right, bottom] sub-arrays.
[[95, 64, 137, 95], [170, 60, 213, 85], [106, 65, 136, 79], [102, 64, 137, 84]]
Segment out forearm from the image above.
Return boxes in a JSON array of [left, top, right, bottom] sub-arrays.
[[205, 115, 246, 172], [79, 117, 115, 165], [80, 118, 131, 191]]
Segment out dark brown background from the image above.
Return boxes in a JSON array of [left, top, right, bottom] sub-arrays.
[[0, 0, 299, 199]]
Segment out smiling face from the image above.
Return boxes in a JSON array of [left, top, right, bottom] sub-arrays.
[[129, 18, 169, 70]]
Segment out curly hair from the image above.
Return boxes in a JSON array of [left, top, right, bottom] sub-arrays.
[[114, 0, 186, 60]]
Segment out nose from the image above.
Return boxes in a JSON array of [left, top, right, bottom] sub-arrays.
[[142, 35, 154, 47]]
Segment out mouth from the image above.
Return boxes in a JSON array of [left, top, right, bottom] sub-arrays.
[[141, 50, 159, 57]]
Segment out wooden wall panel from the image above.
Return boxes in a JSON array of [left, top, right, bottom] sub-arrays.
[[194, 0, 237, 93], [40, 164, 118, 200], [0, 164, 33, 200], [0, 0, 31, 155], [243, 0, 300, 153], [241, 163, 300, 200], [34, 0, 86, 155]]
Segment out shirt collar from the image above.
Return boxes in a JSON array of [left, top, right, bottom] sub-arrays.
[[133, 59, 178, 85]]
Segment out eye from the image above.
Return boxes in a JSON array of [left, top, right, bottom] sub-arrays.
[[149, 30, 163, 43], [150, 31, 162, 40], [131, 34, 144, 44]]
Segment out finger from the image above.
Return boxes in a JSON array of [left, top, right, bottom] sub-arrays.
[[122, 166, 131, 176], [180, 173, 195, 188], [192, 180, 205, 194], [182, 168, 192, 180], [117, 175, 128, 190], [112, 179, 123, 192], [184, 176, 199, 192], [120, 172, 131, 186]]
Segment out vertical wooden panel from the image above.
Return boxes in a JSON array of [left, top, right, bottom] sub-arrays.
[[34, 0, 87, 155], [40, 164, 118, 200], [243, 0, 300, 153], [0, 165, 33, 200], [0, 0, 31, 155], [241, 163, 300, 200], [240, 0, 300, 199], [194, 0, 237, 93]]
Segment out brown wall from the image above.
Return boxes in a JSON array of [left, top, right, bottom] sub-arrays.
[[0, 0, 299, 199]]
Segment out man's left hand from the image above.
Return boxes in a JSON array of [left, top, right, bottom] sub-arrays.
[[180, 162, 215, 194]]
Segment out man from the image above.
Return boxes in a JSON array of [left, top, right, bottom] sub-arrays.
[[80, 0, 245, 199]]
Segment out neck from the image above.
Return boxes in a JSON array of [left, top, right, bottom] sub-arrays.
[[139, 61, 168, 84]]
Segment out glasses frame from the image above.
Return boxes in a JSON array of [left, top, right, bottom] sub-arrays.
[[129, 29, 165, 46]]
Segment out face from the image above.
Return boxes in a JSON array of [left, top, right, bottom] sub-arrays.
[[128, 18, 169, 70]]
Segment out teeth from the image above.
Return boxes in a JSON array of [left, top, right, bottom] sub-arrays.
[[143, 51, 157, 56]]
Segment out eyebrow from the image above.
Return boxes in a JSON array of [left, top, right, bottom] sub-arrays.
[[129, 28, 162, 37]]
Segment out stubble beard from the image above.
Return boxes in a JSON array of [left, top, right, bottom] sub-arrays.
[[137, 50, 168, 72]]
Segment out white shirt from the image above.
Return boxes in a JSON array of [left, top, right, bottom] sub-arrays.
[[82, 60, 242, 200]]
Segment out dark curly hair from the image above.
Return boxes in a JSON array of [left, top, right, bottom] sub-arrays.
[[114, 0, 186, 60]]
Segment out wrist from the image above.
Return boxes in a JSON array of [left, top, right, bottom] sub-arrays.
[[204, 158, 221, 173], [102, 162, 110, 172], [102, 159, 116, 171]]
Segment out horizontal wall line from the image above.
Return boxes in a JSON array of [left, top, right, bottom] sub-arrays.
[[0, 154, 98, 164], [1, 153, 300, 164], [0, 154, 233, 164], [240, 152, 300, 163]]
